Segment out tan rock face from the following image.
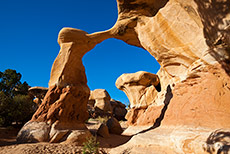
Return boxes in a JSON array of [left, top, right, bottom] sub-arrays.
[[88, 89, 127, 120], [113, 0, 230, 129], [115, 71, 161, 125], [90, 89, 112, 113], [162, 64, 230, 129], [116, 71, 160, 109], [111, 0, 230, 153]]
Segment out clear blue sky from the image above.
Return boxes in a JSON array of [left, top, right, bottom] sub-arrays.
[[0, 0, 160, 104]]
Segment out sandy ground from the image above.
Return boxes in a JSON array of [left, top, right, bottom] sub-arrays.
[[0, 121, 131, 154]]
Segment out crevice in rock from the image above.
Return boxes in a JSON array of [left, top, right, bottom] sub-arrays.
[[154, 82, 161, 92], [134, 84, 173, 135], [152, 85, 172, 127]]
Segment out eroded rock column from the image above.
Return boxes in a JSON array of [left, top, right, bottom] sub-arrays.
[[116, 71, 162, 125], [17, 28, 112, 144]]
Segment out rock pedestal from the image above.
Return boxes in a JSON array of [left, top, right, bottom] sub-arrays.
[[116, 71, 161, 125], [17, 28, 112, 143]]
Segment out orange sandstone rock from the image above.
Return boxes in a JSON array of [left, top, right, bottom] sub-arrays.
[[18, 0, 230, 151], [18, 28, 112, 143]]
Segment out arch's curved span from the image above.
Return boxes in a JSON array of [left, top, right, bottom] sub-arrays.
[[18, 0, 230, 146]]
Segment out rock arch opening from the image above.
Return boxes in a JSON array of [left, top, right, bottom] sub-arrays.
[[83, 38, 160, 105]]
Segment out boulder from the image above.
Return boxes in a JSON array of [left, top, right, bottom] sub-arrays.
[[64, 130, 92, 145], [106, 117, 123, 135], [97, 123, 110, 138], [17, 121, 50, 143], [91, 89, 112, 113], [88, 89, 127, 120], [110, 99, 127, 121]]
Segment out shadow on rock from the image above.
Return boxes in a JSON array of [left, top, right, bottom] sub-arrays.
[[204, 129, 230, 154], [194, 0, 230, 75], [134, 85, 173, 135], [97, 134, 132, 148]]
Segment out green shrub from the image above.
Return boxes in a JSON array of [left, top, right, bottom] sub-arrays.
[[82, 136, 100, 154], [0, 69, 35, 127], [0, 92, 35, 126], [96, 116, 109, 124], [12, 95, 35, 124], [0, 91, 13, 126]]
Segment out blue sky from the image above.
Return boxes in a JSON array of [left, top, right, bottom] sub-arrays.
[[0, 0, 160, 104]]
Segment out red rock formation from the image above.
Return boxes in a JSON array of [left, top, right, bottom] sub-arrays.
[[113, 0, 230, 129], [116, 71, 161, 125], [88, 89, 127, 120], [112, 0, 230, 153], [18, 0, 230, 151], [18, 28, 112, 143], [163, 64, 230, 128]]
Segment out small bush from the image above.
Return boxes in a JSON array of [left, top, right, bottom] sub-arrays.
[[96, 116, 109, 124], [0, 91, 13, 126], [12, 95, 35, 125], [0, 92, 35, 126], [82, 136, 100, 154], [0, 69, 35, 127]]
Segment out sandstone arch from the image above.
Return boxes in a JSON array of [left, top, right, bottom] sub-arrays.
[[18, 0, 230, 145]]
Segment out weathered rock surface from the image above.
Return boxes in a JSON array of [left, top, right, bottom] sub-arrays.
[[114, 0, 230, 129], [17, 121, 50, 143], [116, 71, 161, 125], [112, 0, 230, 153], [97, 123, 110, 138], [88, 89, 127, 120], [116, 71, 160, 109], [19, 0, 230, 152], [18, 28, 112, 144], [110, 99, 127, 121], [90, 89, 112, 114], [111, 126, 230, 154], [106, 117, 123, 135]]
